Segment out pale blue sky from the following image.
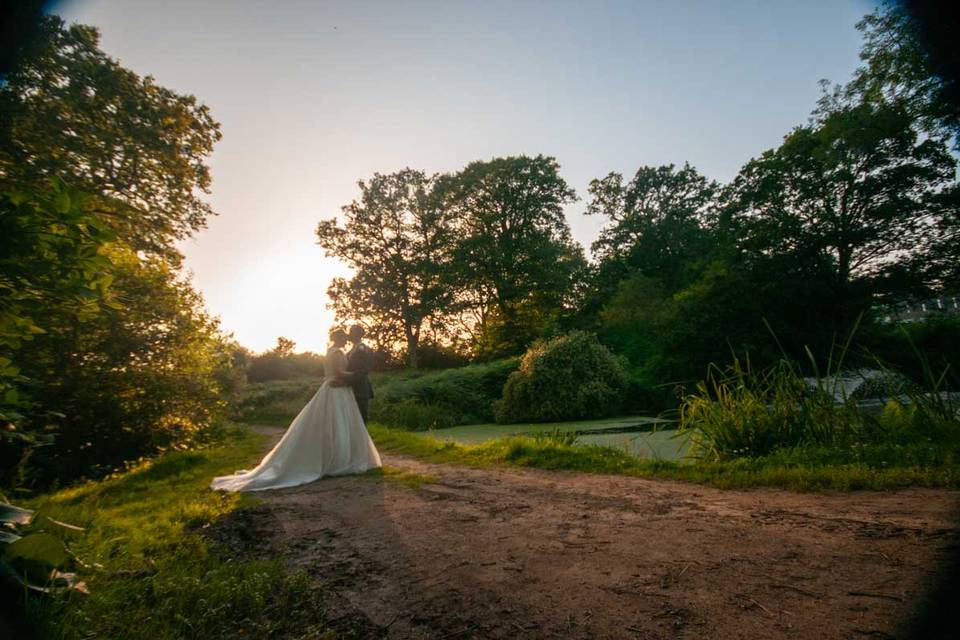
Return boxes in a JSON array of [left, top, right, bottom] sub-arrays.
[[55, 0, 875, 352]]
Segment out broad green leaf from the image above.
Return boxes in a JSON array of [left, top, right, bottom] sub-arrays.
[[3, 533, 69, 568], [54, 191, 71, 214]]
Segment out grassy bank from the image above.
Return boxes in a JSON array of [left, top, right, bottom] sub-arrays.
[[368, 424, 960, 491], [17, 428, 342, 640], [232, 358, 518, 430]]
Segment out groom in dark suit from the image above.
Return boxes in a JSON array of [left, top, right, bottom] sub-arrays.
[[346, 325, 374, 423]]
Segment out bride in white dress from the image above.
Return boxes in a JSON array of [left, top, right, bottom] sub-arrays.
[[211, 329, 382, 492]]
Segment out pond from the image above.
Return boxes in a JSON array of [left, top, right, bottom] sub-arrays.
[[429, 415, 690, 461]]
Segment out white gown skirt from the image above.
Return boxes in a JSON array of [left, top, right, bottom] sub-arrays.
[[211, 382, 382, 492]]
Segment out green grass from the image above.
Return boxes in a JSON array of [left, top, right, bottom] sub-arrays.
[[368, 424, 960, 491], [367, 465, 439, 488], [231, 377, 323, 426], [428, 415, 667, 442], [19, 427, 343, 640], [232, 360, 518, 431], [427, 415, 685, 460]]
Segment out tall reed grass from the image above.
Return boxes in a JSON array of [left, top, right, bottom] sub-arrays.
[[679, 321, 959, 461]]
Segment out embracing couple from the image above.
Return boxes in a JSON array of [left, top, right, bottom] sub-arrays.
[[211, 325, 382, 492]]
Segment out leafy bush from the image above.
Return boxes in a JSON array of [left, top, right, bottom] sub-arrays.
[[495, 332, 628, 424], [231, 359, 519, 431], [0, 184, 241, 490], [372, 398, 457, 431], [370, 359, 518, 429], [531, 428, 580, 447], [413, 342, 470, 370], [0, 500, 86, 596], [231, 378, 324, 426], [246, 352, 325, 382], [6, 247, 236, 489]]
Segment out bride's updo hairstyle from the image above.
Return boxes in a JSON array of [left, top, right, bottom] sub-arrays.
[[329, 328, 348, 347]]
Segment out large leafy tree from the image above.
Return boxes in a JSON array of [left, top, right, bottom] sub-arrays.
[[0, 17, 231, 488], [439, 155, 585, 356], [823, 1, 959, 144], [0, 15, 221, 259], [317, 169, 455, 367], [727, 102, 957, 324], [820, 1, 960, 293], [14, 246, 233, 486], [0, 182, 117, 476], [587, 163, 717, 295]]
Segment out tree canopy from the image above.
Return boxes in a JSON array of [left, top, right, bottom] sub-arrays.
[[728, 102, 957, 314], [587, 163, 717, 295], [440, 155, 585, 356], [0, 15, 221, 259], [317, 169, 455, 367], [0, 17, 231, 489]]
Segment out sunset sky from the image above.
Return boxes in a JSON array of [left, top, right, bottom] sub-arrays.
[[55, 0, 874, 353]]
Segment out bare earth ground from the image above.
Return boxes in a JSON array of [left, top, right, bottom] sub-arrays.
[[213, 427, 960, 639]]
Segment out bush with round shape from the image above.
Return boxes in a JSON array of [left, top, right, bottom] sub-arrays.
[[495, 332, 628, 423]]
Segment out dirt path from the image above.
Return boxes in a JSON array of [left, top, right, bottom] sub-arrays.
[[221, 428, 960, 639]]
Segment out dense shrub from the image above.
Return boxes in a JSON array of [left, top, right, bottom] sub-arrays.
[[495, 332, 628, 424], [230, 377, 323, 425], [413, 342, 471, 370], [862, 314, 960, 387], [230, 358, 518, 431], [246, 352, 325, 382], [370, 359, 518, 429], [5, 247, 239, 488], [372, 399, 458, 431]]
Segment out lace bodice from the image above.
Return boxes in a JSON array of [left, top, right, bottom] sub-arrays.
[[324, 347, 348, 379]]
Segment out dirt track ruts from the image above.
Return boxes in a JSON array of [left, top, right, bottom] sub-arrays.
[[218, 427, 960, 639]]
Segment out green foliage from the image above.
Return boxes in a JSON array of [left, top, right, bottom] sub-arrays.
[[7, 245, 236, 488], [231, 359, 518, 430], [587, 162, 717, 294], [317, 169, 456, 366], [577, 4, 960, 391], [680, 357, 848, 460], [0, 17, 231, 490], [441, 155, 586, 357], [230, 377, 324, 426], [728, 102, 956, 312], [372, 398, 456, 431], [826, 1, 959, 144], [370, 359, 518, 429], [864, 315, 960, 382], [0, 182, 120, 484], [245, 338, 325, 383], [368, 425, 960, 491], [0, 501, 87, 596], [0, 182, 117, 456], [679, 349, 960, 462], [318, 156, 588, 362], [0, 15, 221, 259], [531, 428, 580, 447], [496, 332, 628, 424], [22, 429, 339, 640]]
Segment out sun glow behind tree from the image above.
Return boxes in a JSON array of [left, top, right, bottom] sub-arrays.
[[54, 0, 869, 354]]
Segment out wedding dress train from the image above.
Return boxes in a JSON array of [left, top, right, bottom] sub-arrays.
[[211, 347, 381, 492]]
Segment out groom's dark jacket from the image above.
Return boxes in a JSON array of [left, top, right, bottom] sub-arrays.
[[347, 343, 374, 419]]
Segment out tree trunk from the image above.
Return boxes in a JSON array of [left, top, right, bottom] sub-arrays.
[[405, 324, 419, 369]]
